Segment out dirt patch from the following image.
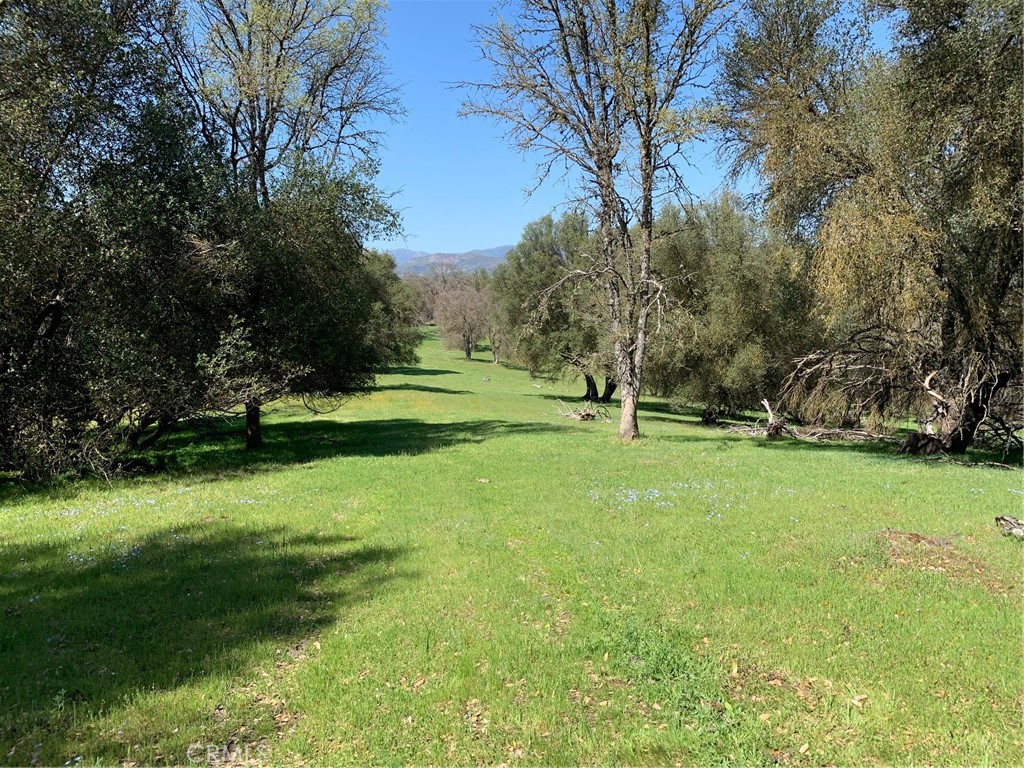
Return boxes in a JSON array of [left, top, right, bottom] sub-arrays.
[[566, 661, 634, 726], [463, 698, 490, 736], [728, 662, 838, 710], [880, 530, 1013, 594]]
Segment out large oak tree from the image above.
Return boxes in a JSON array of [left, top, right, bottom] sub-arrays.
[[463, 0, 736, 439], [162, 0, 411, 447], [720, 0, 1022, 452]]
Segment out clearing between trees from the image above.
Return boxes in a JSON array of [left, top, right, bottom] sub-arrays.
[[0, 334, 1020, 766]]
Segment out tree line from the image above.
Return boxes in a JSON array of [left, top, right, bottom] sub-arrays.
[[443, 0, 1020, 455], [418, 194, 814, 417], [2, 0, 1019, 479], [0, 0, 420, 479]]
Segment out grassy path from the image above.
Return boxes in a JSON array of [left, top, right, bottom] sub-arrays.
[[1, 333, 1021, 766]]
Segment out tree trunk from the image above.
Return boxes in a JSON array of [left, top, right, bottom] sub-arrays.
[[943, 372, 1010, 453], [614, 326, 644, 440], [618, 378, 640, 440], [127, 412, 157, 450], [489, 333, 500, 363], [138, 415, 177, 450], [245, 400, 263, 449], [582, 373, 599, 402], [598, 377, 617, 403], [902, 370, 1012, 454]]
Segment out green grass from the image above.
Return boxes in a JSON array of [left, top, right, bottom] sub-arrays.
[[1, 330, 1021, 766]]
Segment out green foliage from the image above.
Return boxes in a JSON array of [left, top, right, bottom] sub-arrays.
[[492, 212, 610, 381], [236, 166, 418, 399], [645, 195, 815, 416], [164, 0, 401, 201], [719, 0, 871, 236], [465, 0, 738, 439], [0, 0, 416, 477], [0, 0, 237, 477], [719, 0, 1022, 448]]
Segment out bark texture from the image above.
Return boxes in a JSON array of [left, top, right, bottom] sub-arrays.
[[245, 401, 263, 449]]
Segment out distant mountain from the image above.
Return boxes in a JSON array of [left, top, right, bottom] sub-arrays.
[[390, 245, 514, 275], [388, 248, 430, 267], [471, 245, 515, 260]]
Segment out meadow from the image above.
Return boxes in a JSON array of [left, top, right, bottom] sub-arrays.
[[1, 332, 1021, 767]]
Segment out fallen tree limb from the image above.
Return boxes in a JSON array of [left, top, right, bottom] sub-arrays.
[[725, 423, 893, 442], [556, 399, 609, 422], [760, 399, 798, 439]]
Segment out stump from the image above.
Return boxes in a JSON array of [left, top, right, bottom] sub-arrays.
[[996, 516, 1024, 541], [761, 399, 795, 440]]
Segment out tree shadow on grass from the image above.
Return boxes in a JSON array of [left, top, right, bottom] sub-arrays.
[[654, 426, 1022, 468], [524, 392, 612, 404], [0, 525, 409, 764], [524, 392, 699, 418], [742, 433, 1023, 468], [386, 367, 459, 377], [0, 419, 570, 508], [519, 391, 1016, 468], [159, 418, 569, 479], [375, 383, 473, 395]]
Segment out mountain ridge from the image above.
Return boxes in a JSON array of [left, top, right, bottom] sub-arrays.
[[389, 245, 514, 275]]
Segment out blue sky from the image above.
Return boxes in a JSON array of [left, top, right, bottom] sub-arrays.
[[366, 0, 733, 254]]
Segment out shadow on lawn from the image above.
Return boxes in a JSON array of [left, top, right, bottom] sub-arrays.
[[523, 392, 1018, 467], [524, 392, 707, 421], [0, 419, 570, 507], [0, 525, 409, 763], [376, 383, 473, 395], [656, 424, 1021, 467], [744, 432, 1022, 467], [386, 366, 459, 377], [160, 418, 568, 478]]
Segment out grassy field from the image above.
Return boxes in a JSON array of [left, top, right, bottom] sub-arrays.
[[1, 331, 1021, 767]]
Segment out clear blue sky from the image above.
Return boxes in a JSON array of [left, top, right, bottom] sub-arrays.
[[366, 0, 732, 255]]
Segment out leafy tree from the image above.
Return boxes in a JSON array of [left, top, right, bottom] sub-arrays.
[[434, 270, 493, 361], [82, 95, 246, 449], [0, 0, 244, 477], [464, 0, 737, 439], [233, 167, 419, 445], [0, 0, 417, 476], [162, 0, 411, 447], [492, 212, 616, 400], [645, 195, 816, 421], [162, 0, 400, 203], [719, 0, 1022, 452], [404, 274, 438, 325]]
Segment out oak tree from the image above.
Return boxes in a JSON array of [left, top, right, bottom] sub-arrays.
[[720, 0, 1022, 452], [464, 0, 736, 438]]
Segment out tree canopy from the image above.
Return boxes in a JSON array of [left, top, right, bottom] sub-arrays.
[[0, 0, 418, 477], [464, 0, 738, 439], [719, 0, 1022, 451]]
